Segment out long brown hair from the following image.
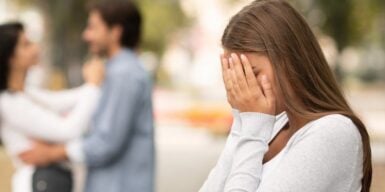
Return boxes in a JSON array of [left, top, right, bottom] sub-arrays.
[[221, 0, 372, 191]]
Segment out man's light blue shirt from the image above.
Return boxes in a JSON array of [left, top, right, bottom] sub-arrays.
[[68, 48, 155, 192]]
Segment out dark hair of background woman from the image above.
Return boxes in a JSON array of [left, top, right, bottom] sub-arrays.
[[0, 22, 24, 93], [0, 22, 23, 145]]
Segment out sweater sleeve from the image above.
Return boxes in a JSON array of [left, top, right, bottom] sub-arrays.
[[223, 112, 275, 192], [256, 115, 363, 192], [1, 85, 100, 143], [25, 84, 93, 113], [199, 109, 243, 192]]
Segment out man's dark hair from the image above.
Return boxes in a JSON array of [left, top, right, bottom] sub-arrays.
[[90, 0, 142, 49]]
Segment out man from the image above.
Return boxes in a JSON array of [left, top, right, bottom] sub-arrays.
[[20, 1, 155, 192]]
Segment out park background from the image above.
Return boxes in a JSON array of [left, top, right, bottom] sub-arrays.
[[0, 0, 385, 191]]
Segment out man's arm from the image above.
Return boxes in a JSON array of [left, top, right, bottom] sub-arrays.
[[25, 84, 93, 113], [19, 141, 67, 166]]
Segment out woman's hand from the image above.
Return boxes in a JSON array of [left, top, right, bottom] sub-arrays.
[[221, 54, 238, 109], [83, 57, 105, 86], [221, 53, 275, 115]]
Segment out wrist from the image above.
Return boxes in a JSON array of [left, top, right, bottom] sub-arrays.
[[86, 81, 101, 87], [48, 145, 67, 162], [231, 109, 242, 133], [239, 112, 275, 140], [238, 107, 274, 115], [84, 83, 101, 92]]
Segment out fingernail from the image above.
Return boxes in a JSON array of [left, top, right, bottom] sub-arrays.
[[231, 53, 237, 59], [240, 54, 246, 60]]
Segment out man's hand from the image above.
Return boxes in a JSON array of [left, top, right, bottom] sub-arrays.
[[19, 140, 67, 166]]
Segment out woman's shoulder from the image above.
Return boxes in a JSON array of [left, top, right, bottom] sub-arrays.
[[1, 91, 25, 102], [0, 91, 16, 106], [0, 92, 34, 113], [315, 113, 356, 126], [313, 114, 360, 135], [285, 113, 364, 171], [298, 113, 362, 147]]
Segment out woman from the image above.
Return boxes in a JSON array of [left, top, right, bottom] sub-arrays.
[[200, 0, 372, 191], [0, 22, 103, 192]]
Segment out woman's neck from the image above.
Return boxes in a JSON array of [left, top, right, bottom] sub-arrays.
[[285, 112, 309, 134], [8, 68, 26, 92]]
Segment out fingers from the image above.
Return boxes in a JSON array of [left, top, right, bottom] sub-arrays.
[[230, 53, 249, 92], [240, 54, 260, 94], [221, 54, 238, 108], [19, 152, 46, 166], [220, 55, 232, 92], [19, 151, 28, 160], [229, 57, 242, 94], [32, 139, 46, 145], [221, 55, 237, 97], [221, 52, 276, 114], [261, 75, 275, 105], [19, 151, 34, 164], [220, 54, 229, 70]]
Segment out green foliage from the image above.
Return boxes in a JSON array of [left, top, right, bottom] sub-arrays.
[[137, 0, 188, 56], [317, 0, 383, 50]]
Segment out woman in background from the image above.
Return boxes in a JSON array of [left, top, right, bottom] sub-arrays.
[[200, 0, 372, 191], [0, 22, 103, 192]]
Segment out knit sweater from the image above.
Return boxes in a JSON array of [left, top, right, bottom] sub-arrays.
[[199, 110, 363, 192]]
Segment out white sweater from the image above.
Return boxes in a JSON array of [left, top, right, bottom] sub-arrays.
[[199, 110, 363, 192], [0, 84, 100, 192]]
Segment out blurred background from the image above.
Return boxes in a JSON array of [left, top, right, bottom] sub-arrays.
[[0, 0, 384, 191]]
